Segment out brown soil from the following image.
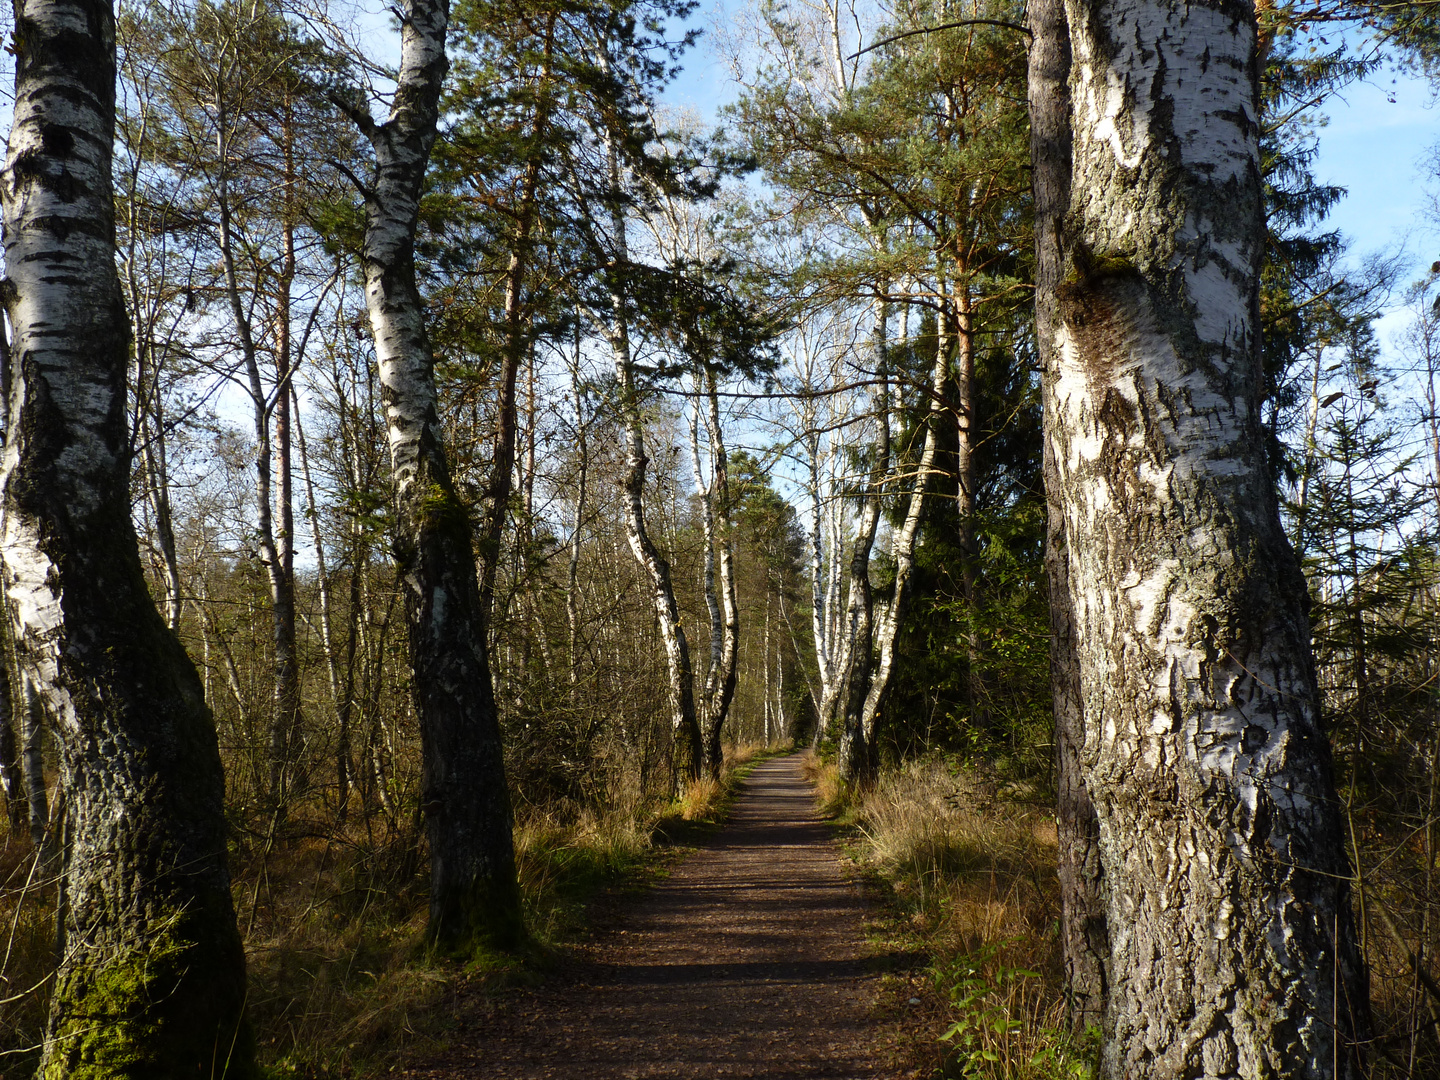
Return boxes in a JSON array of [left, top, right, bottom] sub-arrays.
[[410, 753, 907, 1079]]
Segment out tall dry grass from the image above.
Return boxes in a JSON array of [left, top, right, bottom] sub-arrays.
[[814, 754, 1097, 1080], [0, 838, 57, 1076], [0, 743, 779, 1078]]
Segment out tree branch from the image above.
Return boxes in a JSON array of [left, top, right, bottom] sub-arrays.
[[848, 19, 1032, 61]]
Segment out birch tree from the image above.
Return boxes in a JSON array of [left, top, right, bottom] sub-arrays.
[[1028, 0, 1106, 1034], [1036, 0, 1366, 1072], [0, 0, 254, 1071], [601, 175, 704, 780], [329, 0, 523, 950], [858, 305, 947, 770]]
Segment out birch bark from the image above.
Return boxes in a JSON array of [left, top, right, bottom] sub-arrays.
[[1044, 0, 1366, 1072], [1028, 0, 1108, 1033], [693, 368, 739, 777], [599, 120, 703, 783], [859, 304, 947, 760], [1, 0, 253, 1071], [836, 298, 888, 781], [338, 0, 522, 950]]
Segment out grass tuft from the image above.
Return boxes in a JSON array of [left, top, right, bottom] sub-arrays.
[[817, 755, 1098, 1080]]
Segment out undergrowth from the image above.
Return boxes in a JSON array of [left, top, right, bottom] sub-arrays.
[[0, 743, 776, 1080], [803, 751, 1099, 1080]]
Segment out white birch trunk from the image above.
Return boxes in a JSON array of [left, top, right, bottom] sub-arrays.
[[1029, 0, 1108, 1032], [340, 0, 522, 951], [699, 369, 739, 775], [598, 118, 702, 782], [1048, 0, 1366, 1072], [860, 302, 947, 752], [835, 297, 888, 780], [1, 0, 253, 1069]]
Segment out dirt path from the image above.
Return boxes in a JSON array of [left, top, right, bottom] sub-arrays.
[[412, 753, 899, 1078]]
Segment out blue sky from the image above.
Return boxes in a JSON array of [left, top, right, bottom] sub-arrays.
[[1315, 64, 1436, 261], [1309, 59, 1436, 370]]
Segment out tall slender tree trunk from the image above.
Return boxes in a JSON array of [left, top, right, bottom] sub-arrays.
[[693, 369, 739, 778], [215, 137, 299, 809], [137, 399, 183, 630], [805, 423, 835, 742], [1, 1, 254, 1070], [950, 281, 987, 727], [339, 0, 522, 951], [270, 216, 301, 806], [0, 639, 19, 827], [1029, 0, 1108, 1034], [294, 388, 352, 814], [762, 591, 772, 744], [860, 299, 947, 760], [599, 116, 702, 783], [567, 348, 588, 693], [478, 20, 553, 625], [1045, 0, 1367, 1073], [837, 297, 888, 782]]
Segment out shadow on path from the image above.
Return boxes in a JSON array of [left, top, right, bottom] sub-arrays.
[[411, 753, 895, 1079]]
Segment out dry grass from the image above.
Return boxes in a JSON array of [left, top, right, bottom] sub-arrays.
[[514, 804, 651, 942], [817, 756, 1096, 1080], [0, 836, 58, 1075], [1, 746, 777, 1079], [237, 824, 449, 1078]]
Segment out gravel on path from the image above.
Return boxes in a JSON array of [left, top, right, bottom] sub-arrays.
[[410, 752, 899, 1079]]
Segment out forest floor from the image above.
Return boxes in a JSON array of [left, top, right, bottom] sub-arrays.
[[407, 752, 916, 1079]]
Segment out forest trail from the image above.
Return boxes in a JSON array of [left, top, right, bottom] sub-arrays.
[[412, 753, 900, 1078]]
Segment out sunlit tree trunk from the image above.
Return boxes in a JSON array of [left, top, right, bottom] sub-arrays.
[[860, 298, 946, 760], [336, 0, 522, 951], [805, 420, 835, 740], [837, 297, 888, 782], [135, 400, 182, 630], [1029, 0, 1108, 1034], [599, 116, 702, 783], [1045, 0, 1367, 1072], [762, 590, 772, 744], [692, 368, 739, 777], [1, 0, 254, 1070]]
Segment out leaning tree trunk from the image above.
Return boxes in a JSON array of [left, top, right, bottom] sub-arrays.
[[1028, 0, 1108, 1034], [340, 0, 522, 951], [1, 1, 254, 1073], [609, 317, 702, 783], [599, 122, 703, 783], [1046, 0, 1367, 1074], [859, 298, 948, 762]]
